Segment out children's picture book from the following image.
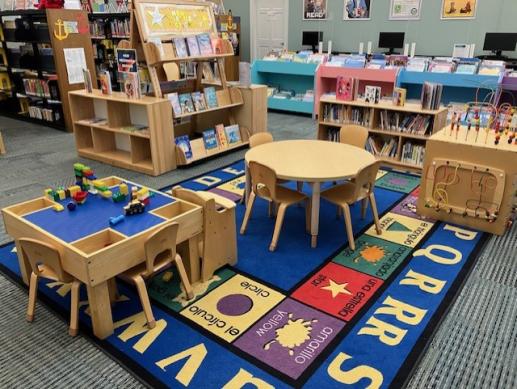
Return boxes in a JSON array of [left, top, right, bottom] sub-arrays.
[[224, 124, 241, 144], [211, 37, 225, 54], [197, 33, 213, 56], [167, 92, 182, 117], [175, 135, 193, 160], [82, 68, 93, 93], [174, 37, 189, 58], [116, 49, 138, 73], [215, 123, 228, 148], [392, 87, 407, 107], [186, 36, 201, 56], [121, 71, 141, 99], [365, 85, 381, 104], [179, 93, 195, 114], [202, 128, 219, 150], [204, 86, 218, 108], [191, 91, 207, 111], [99, 70, 112, 95], [336, 76, 356, 101]]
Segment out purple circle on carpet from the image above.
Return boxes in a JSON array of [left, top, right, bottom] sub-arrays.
[[216, 294, 254, 316]]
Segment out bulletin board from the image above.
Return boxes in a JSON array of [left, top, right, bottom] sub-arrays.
[[133, 0, 217, 42]]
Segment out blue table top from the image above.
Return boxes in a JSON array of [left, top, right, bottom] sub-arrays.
[[24, 183, 173, 243]]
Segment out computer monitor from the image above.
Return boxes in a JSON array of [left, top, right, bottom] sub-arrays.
[[378, 32, 405, 55], [483, 33, 517, 57], [302, 31, 323, 51]]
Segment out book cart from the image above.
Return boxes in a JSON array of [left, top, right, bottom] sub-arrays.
[[317, 96, 448, 172], [131, 0, 250, 166]]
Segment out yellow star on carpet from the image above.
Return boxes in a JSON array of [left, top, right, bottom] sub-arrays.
[[148, 7, 164, 26], [321, 279, 353, 298]]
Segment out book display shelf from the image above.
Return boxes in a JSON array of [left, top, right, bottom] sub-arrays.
[[315, 66, 399, 115], [69, 89, 175, 176], [397, 70, 501, 104], [0, 9, 97, 131], [251, 60, 318, 114], [317, 96, 448, 171]]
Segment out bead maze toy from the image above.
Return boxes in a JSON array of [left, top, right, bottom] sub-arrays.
[[417, 121, 517, 235]]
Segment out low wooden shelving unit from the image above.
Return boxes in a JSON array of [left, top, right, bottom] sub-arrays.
[[69, 89, 175, 176], [318, 96, 448, 171]]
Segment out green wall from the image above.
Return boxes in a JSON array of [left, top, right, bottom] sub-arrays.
[[224, 0, 517, 62]]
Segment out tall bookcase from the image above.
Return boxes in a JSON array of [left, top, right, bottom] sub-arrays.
[[318, 96, 448, 171]]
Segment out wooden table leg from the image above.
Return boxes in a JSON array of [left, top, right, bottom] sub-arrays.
[[244, 163, 251, 207], [15, 240, 31, 286], [310, 182, 321, 248], [178, 236, 201, 284], [86, 282, 114, 339]]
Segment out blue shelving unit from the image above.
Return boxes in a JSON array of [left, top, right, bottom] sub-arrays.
[[397, 70, 501, 104], [251, 60, 318, 114]]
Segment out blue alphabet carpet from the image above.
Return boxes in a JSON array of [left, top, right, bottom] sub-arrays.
[[0, 160, 489, 388]]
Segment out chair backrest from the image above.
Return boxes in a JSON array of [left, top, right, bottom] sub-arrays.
[[340, 125, 369, 149], [248, 161, 278, 201], [144, 222, 179, 277], [353, 161, 380, 200], [17, 238, 71, 282], [249, 132, 274, 148]]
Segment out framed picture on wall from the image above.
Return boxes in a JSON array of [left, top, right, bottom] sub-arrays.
[[389, 0, 422, 20], [343, 0, 372, 21], [303, 0, 328, 20], [441, 0, 477, 20]]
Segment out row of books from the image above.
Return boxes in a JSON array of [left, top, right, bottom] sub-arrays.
[[420, 82, 443, 110], [90, 19, 129, 39], [321, 104, 371, 126], [366, 136, 398, 158], [165, 34, 227, 59], [27, 105, 61, 122], [262, 50, 328, 64], [80, 0, 129, 13], [22, 77, 59, 99], [379, 111, 432, 136], [175, 124, 242, 160], [166, 87, 219, 117], [401, 142, 425, 167]]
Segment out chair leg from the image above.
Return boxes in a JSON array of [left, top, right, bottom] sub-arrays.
[[361, 198, 368, 219], [369, 193, 382, 235], [268, 201, 275, 218], [134, 276, 155, 329], [305, 198, 311, 234], [26, 272, 38, 322], [336, 205, 342, 219], [69, 280, 81, 336], [240, 192, 256, 234], [297, 181, 303, 192], [270, 203, 287, 251], [174, 254, 194, 300], [342, 204, 356, 251]]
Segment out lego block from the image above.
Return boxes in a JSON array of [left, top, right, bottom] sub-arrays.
[[109, 214, 125, 226], [67, 202, 76, 211], [44, 189, 53, 199], [68, 185, 80, 196], [112, 192, 126, 203], [119, 183, 128, 195], [100, 190, 113, 199], [53, 204, 64, 212], [57, 190, 66, 200]]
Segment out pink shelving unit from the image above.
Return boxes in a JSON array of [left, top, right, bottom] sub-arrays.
[[314, 66, 400, 114]]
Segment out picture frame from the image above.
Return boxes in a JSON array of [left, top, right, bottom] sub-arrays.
[[343, 0, 372, 21], [389, 0, 422, 20], [303, 0, 328, 21], [440, 0, 477, 20]]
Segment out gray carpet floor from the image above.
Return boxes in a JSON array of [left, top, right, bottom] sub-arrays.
[[0, 113, 515, 388]]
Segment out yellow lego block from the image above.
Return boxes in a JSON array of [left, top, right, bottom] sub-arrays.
[[100, 190, 112, 199], [44, 189, 53, 199], [119, 183, 128, 195], [53, 204, 64, 212], [68, 185, 80, 196], [57, 190, 66, 200]]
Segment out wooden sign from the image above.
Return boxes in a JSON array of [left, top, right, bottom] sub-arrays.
[[133, 0, 217, 41]]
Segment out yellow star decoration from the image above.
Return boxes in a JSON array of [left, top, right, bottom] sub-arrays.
[[321, 279, 353, 298], [148, 7, 164, 26]]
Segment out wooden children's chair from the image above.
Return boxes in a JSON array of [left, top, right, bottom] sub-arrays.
[[18, 238, 82, 336], [340, 125, 369, 149], [119, 222, 193, 329], [249, 132, 274, 148], [321, 161, 382, 250], [240, 161, 310, 251], [172, 186, 237, 282]]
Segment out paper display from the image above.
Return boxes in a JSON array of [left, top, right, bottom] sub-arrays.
[[389, 0, 422, 20], [63, 48, 88, 85]]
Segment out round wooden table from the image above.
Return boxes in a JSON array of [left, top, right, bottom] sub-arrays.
[[245, 139, 376, 247]]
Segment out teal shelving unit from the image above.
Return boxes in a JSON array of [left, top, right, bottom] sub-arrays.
[[251, 60, 318, 114], [397, 70, 501, 104]]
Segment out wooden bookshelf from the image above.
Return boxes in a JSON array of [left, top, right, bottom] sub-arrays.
[[318, 96, 448, 171], [69, 89, 175, 176]]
